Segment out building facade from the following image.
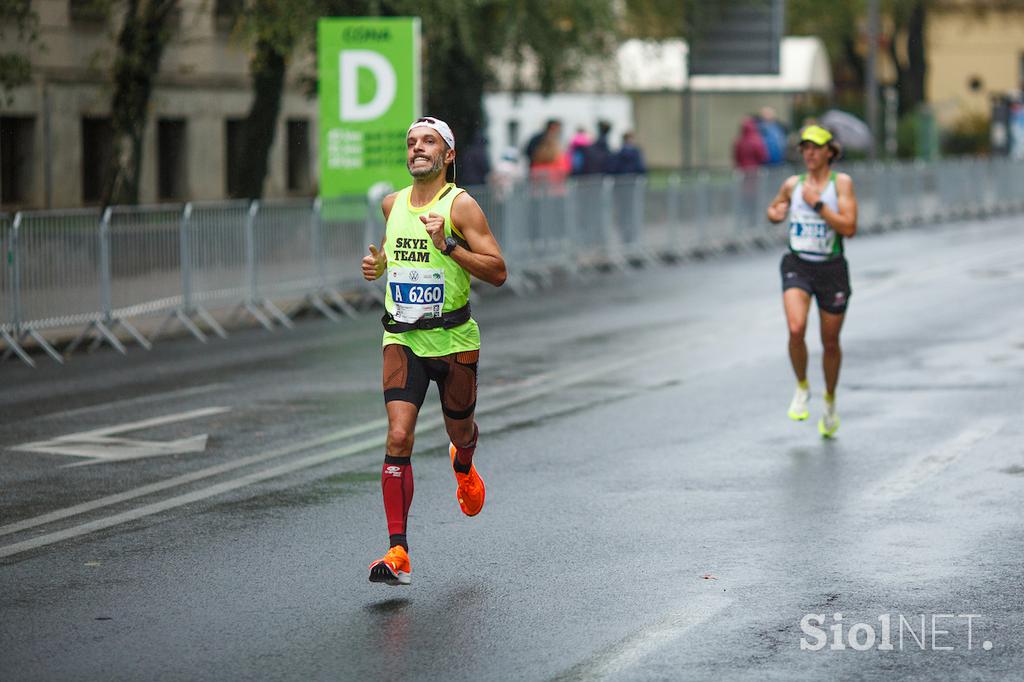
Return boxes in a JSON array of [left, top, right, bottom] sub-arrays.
[[926, 3, 1024, 127], [0, 0, 318, 210]]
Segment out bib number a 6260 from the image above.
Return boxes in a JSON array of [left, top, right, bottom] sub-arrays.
[[395, 283, 443, 304], [388, 267, 445, 323]]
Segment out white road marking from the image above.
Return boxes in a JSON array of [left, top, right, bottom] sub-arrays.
[[58, 435, 211, 467], [0, 434, 389, 559], [866, 418, 1004, 502], [0, 422, 381, 539], [0, 342, 687, 558], [5, 227, 1019, 557], [553, 594, 732, 681], [12, 407, 231, 463]]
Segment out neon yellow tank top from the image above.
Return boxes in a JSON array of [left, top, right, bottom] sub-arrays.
[[382, 182, 480, 357]]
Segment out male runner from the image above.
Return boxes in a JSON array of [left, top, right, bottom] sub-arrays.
[[766, 125, 858, 437], [361, 117, 507, 585]]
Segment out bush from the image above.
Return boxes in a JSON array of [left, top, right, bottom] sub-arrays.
[[941, 111, 991, 157], [896, 113, 918, 158]]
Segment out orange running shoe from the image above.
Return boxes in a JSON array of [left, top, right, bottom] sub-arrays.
[[368, 545, 411, 586], [449, 443, 485, 516]]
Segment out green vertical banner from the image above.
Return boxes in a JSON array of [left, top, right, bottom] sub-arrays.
[[318, 17, 421, 198]]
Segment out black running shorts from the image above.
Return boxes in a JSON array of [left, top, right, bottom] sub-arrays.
[[382, 344, 479, 420], [780, 253, 852, 314]]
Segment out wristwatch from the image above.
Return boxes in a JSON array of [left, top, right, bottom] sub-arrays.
[[813, 200, 824, 213], [442, 236, 458, 256]]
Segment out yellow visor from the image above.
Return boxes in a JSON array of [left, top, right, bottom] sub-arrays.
[[799, 125, 833, 146]]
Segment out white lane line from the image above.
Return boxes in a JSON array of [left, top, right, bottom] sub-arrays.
[[0, 337, 672, 542], [0, 418, 385, 539], [53, 406, 231, 439], [553, 594, 732, 681], [865, 417, 1004, 502], [0, 342, 680, 558], [0, 435, 392, 559], [21, 383, 228, 423]]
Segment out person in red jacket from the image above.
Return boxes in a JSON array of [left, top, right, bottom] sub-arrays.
[[734, 117, 768, 169], [734, 117, 769, 228]]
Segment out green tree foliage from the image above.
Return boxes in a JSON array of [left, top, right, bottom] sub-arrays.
[[787, 0, 932, 117], [411, 0, 619, 153], [104, 0, 179, 205], [787, 0, 1024, 118], [228, 0, 622, 197], [231, 0, 319, 199], [787, 0, 866, 94], [0, 0, 39, 99]]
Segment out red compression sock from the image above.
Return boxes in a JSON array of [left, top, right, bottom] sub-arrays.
[[381, 455, 413, 550]]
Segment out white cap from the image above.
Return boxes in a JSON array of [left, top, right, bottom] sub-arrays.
[[407, 116, 455, 151]]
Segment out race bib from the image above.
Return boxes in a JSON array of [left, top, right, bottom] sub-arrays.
[[789, 213, 835, 255], [388, 267, 445, 324]]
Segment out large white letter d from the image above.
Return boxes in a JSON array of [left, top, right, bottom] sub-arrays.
[[340, 50, 397, 122]]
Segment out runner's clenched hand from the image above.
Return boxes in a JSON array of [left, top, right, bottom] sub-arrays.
[[802, 183, 821, 208], [767, 199, 789, 223], [420, 212, 447, 250]]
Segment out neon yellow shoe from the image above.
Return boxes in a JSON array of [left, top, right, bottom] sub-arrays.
[[788, 386, 810, 421], [818, 401, 840, 438], [450, 443, 485, 516], [368, 545, 411, 586]]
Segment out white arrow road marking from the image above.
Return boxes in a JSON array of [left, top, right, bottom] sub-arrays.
[[12, 407, 231, 464]]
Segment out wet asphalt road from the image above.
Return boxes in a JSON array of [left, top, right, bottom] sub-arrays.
[[2, 216, 1023, 681]]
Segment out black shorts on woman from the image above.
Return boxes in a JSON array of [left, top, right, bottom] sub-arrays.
[[780, 252, 852, 315]]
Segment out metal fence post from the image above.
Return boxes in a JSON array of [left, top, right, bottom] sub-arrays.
[[246, 200, 259, 305], [158, 201, 212, 343], [235, 199, 273, 330], [667, 174, 682, 257], [99, 206, 113, 327], [312, 197, 325, 289], [11, 212, 21, 337], [181, 202, 194, 315], [156, 201, 231, 344], [695, 172, 711, 251], [66, 206, 125, 355], [1, 213, 36, 367], [305, 197, 340, 321]]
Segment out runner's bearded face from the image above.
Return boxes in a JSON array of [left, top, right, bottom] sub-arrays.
[[407, 129, 448, 179]]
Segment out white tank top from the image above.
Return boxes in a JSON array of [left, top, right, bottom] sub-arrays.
[[788, 173, 842, 262]]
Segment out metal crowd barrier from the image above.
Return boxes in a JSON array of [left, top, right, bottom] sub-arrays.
[[3, 158, 1023, 368]]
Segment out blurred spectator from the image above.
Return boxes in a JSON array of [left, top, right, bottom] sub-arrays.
[[568, 127, 592, 176], [525, 119, 562, 168], [579, 120, 613, 175], [529, 127, 570, 186], [459, 131, 491, 187], [492, 146, 525, 199], [756, 106, 787, 166], [733, 117, 768, 170], [734, 117, 767, 230], [610, 132, 647, 248], [610, 132, 647, 175]]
